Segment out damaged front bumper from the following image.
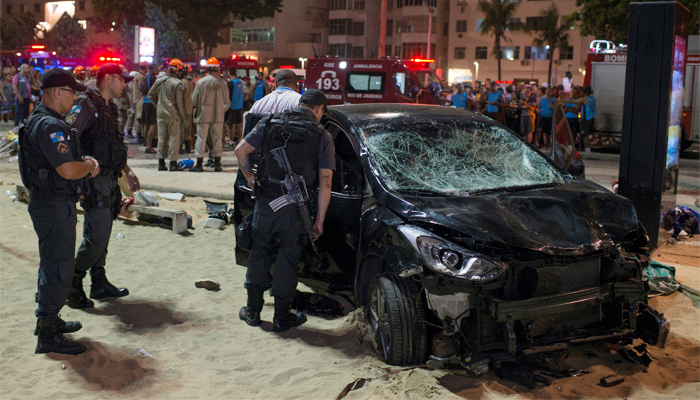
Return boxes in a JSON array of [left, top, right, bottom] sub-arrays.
[[423, 277, 671, 374]]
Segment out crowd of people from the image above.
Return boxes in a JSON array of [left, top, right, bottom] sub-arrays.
[[444, 77, 597, 152]]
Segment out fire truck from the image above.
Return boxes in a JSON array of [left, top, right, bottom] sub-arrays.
[[226, 55, 258, 79], [584, 37, 699, 149], [305, 57, 449, 106]]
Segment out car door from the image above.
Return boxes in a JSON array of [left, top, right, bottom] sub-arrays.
[[296, 113, 365, 292]]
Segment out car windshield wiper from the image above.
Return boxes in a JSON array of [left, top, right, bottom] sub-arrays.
[[394, 188, 445, 197], [469, 183, 561, 195]]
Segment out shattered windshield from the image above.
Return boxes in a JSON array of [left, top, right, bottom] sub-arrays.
[[360, 119, 566, 196]]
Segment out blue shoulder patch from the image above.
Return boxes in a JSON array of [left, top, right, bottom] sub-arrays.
[[49, 132, 65, 143]]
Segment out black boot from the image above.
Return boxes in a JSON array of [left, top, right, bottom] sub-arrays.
[[65, 276, 95, 309], [35, 316, 86, 355], [169, 161, 183, 171], [184, 140, 191, 154], [189, 157, 204, 172], [239, 288, 264, 327], [214, 156, 223, 172], [272, 301, 307, 332], [34, 315, 82, 336], [158, 158, 167, 171], [89, 268, 129, 300]]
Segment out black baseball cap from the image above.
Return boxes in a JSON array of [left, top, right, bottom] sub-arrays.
[[299, 89, 328, 111], [97, 63, 134, 82], [582, 85, 594, 95], [40, 68, 87, 91]]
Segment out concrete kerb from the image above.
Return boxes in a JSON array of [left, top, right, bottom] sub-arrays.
[[139, 183, 236, 201]]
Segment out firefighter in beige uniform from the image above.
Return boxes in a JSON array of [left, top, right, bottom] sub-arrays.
[[131, 62, 148, 144], [189, 57, 230, 172], [181, 66, 195, 154], [147, 59, 186, 171]]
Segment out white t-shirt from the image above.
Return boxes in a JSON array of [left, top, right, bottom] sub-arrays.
[[249, 87, 301, 115]]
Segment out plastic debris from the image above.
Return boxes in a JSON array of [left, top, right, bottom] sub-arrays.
[[6, 156, 18, 163], [600, 374, 624, 387], [138, 349, 157, 358], [195, 279, 221, 291], [157, 192, 185, 201], [61, 364, 66, 370], [3, 189, 16, 195], [133, 191, 159, 206], [116, 233, 125, 240], [203, 217, 225, 230], [10, 195, 16, 201]]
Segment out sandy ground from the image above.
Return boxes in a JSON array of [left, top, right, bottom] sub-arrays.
[[1, 160, 699, 399]]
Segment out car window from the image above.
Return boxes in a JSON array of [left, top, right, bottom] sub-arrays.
[[359, 119, 566, 195]]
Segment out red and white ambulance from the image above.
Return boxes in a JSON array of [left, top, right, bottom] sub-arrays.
[[305, 57, 449, 106]]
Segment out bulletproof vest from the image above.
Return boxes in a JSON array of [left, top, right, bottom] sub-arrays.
[[257, 111, 323, 196], [79, 91, 128, 179], [18, 110, 88, 201]]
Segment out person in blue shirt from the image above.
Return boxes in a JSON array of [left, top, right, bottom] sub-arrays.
[[535, 86, 557, 149], [253, 72, 270, 102], [485, 82, 505, 123], [226, 68, 246, 144], [560, 85, 596, 152], [562, 86, 582, 141], [451, 84, 467, 109]]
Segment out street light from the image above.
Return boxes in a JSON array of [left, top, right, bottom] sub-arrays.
[[473, 61, 479, 82], [299, 58, 308, 70]]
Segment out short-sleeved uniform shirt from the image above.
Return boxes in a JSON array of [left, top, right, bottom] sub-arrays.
[[451, 93, 467, 109], [25, 103, 78, 176], [243, 107, 335, 171]]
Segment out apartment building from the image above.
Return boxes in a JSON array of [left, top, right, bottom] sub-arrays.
[[230, 0, 329, 75], [447, 0, 594, 86], [328, 0, 450, 72]]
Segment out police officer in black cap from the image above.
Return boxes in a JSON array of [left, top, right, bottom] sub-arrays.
[[19, 69, 100, 354], [234, 89, 335, 332], [64, 63, 132, 309]]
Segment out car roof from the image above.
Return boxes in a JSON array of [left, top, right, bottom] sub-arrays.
[[328, 103, 496, 129]]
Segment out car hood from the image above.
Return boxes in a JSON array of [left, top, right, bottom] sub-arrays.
[[386, 180, 639, 256]]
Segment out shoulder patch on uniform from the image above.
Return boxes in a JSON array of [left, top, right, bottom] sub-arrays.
[[66, 114, 77, 124], [50, 132, 65, 143], [57, 142, 68, 153], [70, 105, 81, 114]]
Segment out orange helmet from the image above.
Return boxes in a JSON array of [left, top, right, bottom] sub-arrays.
[[186, 64, 193, 73], [168, 59, 184, 71], [205, 57, 220, 68], [91, 65, 99, 71], [74, 66, 85, 74]]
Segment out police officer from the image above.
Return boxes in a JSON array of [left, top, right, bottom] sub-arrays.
[[190, 57, 230, 172], [18, 69, 99, 354], [64, 63, 132, 309], [234, 89, 335, 332], [148, 59, 187, 171]]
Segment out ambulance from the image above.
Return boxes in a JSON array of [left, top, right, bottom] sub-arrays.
[[305, 57, 449, 106]]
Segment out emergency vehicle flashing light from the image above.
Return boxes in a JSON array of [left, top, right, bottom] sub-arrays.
[[279, 65, 295, 69], [31, 45, 45, 49], [410, 58, 434, 63]]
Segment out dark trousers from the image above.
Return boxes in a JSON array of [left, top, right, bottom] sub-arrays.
[[245, 197, 304, 304], [29, 199, 77, 318], [14, 98, 30, 126], [75, 176, 117, 278]]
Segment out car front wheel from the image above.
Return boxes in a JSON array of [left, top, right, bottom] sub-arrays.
[[367, 273, 427, 366]]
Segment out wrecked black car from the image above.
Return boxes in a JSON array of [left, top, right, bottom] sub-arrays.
[[234, 104, 669, 372]]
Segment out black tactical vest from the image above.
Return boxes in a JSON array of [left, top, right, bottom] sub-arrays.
[[79, 91, 128, 179], [18, 106, 88, 201], [257, 111, 323, 196]]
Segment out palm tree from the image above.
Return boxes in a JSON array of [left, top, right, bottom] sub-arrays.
[[477, 0, 527, 80], [531, 4, 570, 87]]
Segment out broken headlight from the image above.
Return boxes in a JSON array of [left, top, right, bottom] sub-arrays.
[[398, 225, 508, 282]]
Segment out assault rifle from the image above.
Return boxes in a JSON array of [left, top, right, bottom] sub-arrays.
[[267, 146, 318, 252]]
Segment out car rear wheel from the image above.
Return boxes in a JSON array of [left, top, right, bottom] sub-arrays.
[[367, 273, 427, 366]]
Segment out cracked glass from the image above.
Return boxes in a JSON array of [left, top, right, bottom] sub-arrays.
[[360, 119, 566, 196]]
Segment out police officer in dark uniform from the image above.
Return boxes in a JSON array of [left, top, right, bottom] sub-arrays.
[[234, 89, 335, 332], [64, 63, 132, 309], [18, 69, 100, 354]]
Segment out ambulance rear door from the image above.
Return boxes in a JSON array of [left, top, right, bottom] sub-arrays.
[[342, 60, 389, 104]]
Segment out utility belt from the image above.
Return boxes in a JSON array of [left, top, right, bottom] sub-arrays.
[[29, 191, 76, 203], [99, 167, 121, 179]]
